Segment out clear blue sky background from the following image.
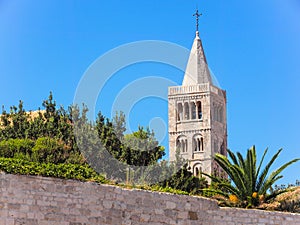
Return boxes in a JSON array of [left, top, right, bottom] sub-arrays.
[[1, 0, 300, 185]]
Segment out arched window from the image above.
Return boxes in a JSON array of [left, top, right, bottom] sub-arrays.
[[197, 138, 201, 151], [193, 137, 197, 152], [176, 139, 181, 151], [213, 103, 224, 123], [214, 140, 218, 153], [197, 101, 202, 119], [177, 103, 183, 121], [195, 167, 199, 177], [191, 102, 196, 119], [215, 105, 218, 121], [193, 164, 202, 177], [176, 135, 188, 153], [219, 106, 223, 123], [220, 142, 226, 155], [193, 134, 203, 152], [184, 102, 189, 120]]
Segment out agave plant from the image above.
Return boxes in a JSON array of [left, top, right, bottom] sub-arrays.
[[203, 146, 300, 208]]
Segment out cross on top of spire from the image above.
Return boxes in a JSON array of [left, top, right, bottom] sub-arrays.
[[193, 9, 202, 32]]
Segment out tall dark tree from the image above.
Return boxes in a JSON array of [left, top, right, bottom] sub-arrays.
[[42, 92, 60, 138], [0, 100, 30, 139], [112, 111, 126, 141], [96, 112, 123, 160], [28, 108, 46, 140]]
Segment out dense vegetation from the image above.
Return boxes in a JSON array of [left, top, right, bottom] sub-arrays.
[[0, 157, 106, 183], [0, 92, 207, 194]]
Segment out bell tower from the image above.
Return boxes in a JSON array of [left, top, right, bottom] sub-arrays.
[[168, 10, 227, 178]]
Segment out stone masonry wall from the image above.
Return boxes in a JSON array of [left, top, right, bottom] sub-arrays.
[[0, 173, 300, 225]]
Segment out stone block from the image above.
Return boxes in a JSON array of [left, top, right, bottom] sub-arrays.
[[1, 173, 300, 225]]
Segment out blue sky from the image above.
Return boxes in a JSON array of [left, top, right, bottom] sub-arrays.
[[1, 0, 300, 185]]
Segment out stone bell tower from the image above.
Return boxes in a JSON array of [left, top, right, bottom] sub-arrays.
[[168, 10, 227, 178]]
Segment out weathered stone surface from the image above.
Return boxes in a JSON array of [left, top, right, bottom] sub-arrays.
[[168, 31, 228, 181], [0, 173, 300, 224]]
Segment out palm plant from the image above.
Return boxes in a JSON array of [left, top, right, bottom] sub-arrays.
[[203, 146, 300, 208]]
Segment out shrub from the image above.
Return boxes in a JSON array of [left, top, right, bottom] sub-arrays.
[[65, 151, 86, 165], [159, 164, 208, 195], [277, 199, 300, 213], [150, 185, 189, 195], [0, 157, 107, 183], [32, 137, 66, 163], [0, 139, 35, 158]]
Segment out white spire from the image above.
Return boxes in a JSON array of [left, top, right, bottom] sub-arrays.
[[182, 31, 212, 86]]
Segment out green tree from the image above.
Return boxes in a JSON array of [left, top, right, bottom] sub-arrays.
[[0, 106, 11, 140], [42, 92, 60, 138], [204, 146, 300, 208], [96, 113, 165, 167], [96, 112, 123, 161], [0, 101, 30, 140], [27, 108, 46, 140], [112, 111, 126, 141], [75, 109, 125, 180], [123, 126, 165, 166]]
